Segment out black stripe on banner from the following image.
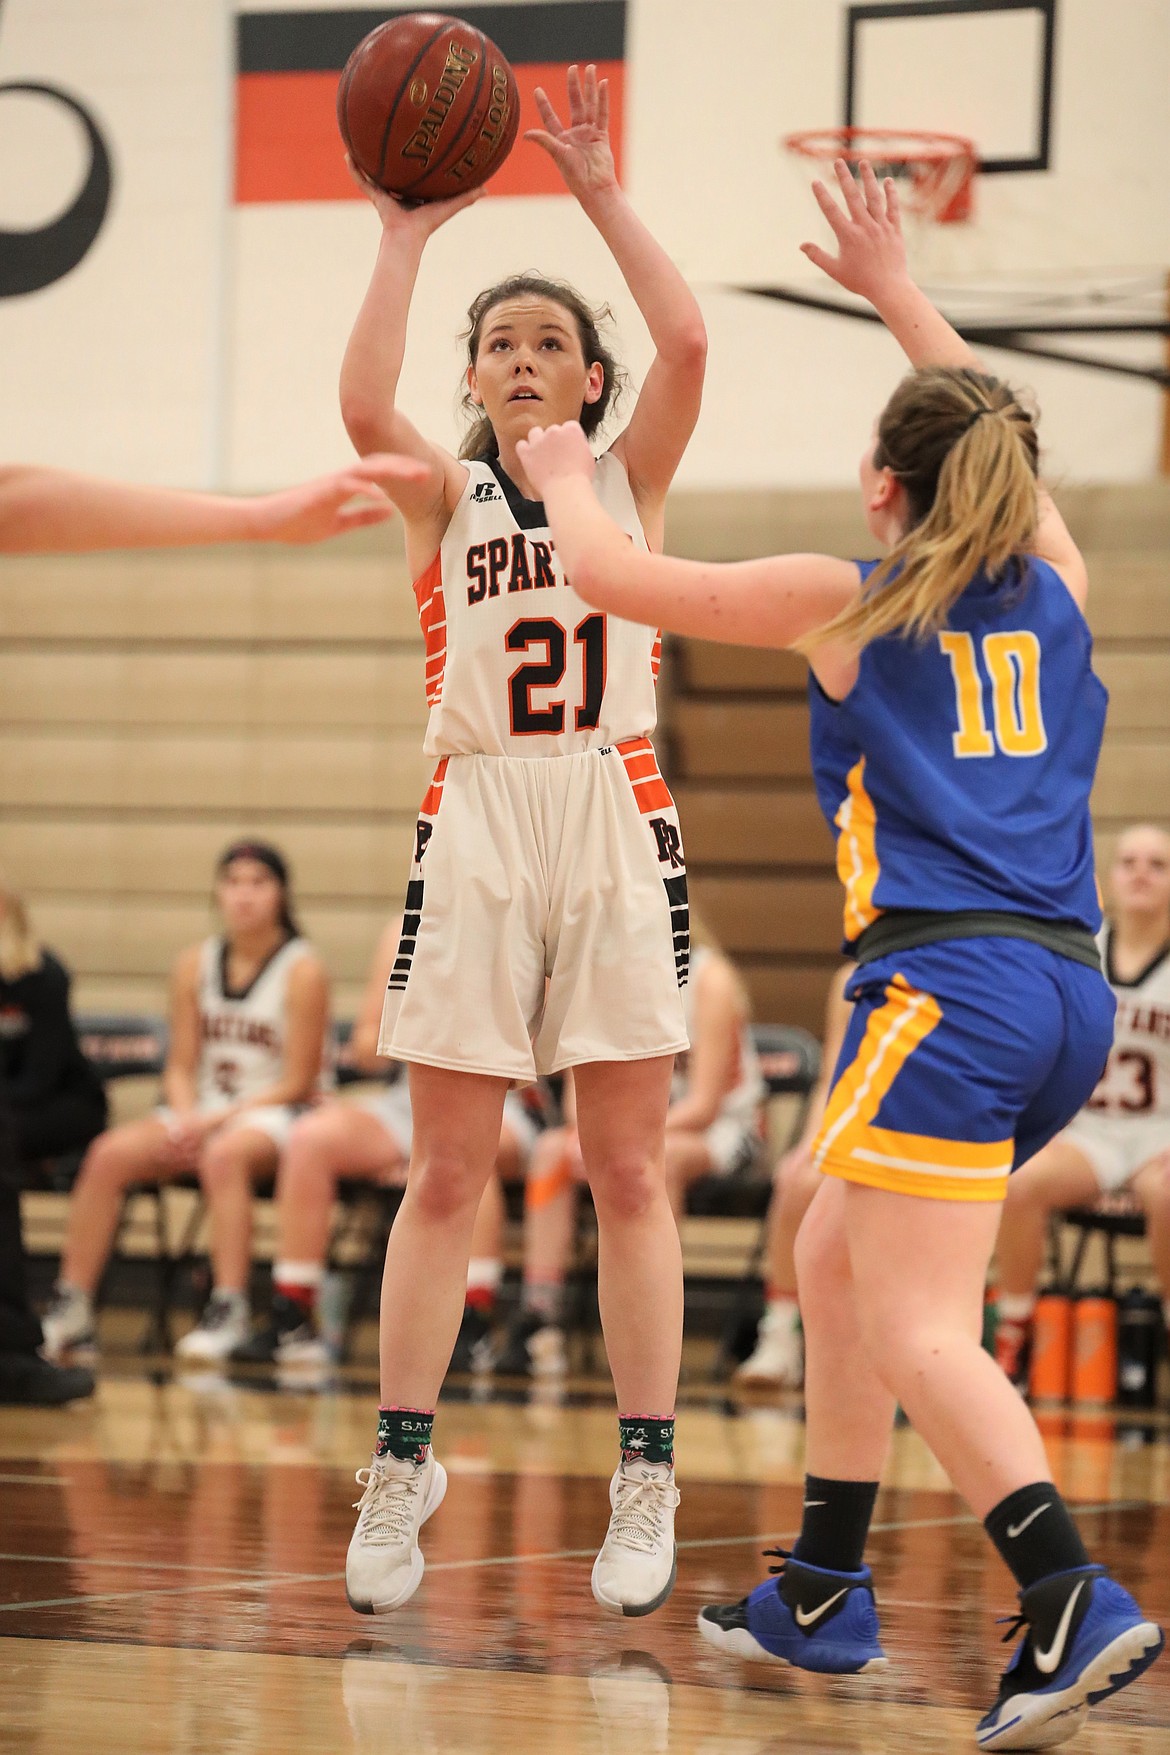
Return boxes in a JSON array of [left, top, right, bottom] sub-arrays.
[[238, 4, 626, 73]]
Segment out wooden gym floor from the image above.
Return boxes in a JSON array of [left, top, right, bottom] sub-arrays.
[[2, 1365, 1169, 1753]]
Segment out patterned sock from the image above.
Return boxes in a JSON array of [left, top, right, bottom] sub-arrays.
[[618, 1413, 674, 1469], [375, 1406, 434, 1464], [523, 1279, 564, 1325], [793, 1476, 879, 1573]]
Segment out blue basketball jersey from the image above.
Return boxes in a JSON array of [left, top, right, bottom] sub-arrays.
[[809, 557, 1107, 948]]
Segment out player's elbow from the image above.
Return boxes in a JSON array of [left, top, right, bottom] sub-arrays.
[[341, 396, 393, 458], [672, 322, 708, 373]]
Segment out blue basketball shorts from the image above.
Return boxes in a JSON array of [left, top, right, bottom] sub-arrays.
[[812, 937, 1115, 1202]]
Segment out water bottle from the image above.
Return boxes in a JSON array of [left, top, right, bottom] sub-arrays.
[[1029, 1289, 1073, 1401], [1071, 1290, 1118, 1405], [1116, 1287, 1163, 1409]]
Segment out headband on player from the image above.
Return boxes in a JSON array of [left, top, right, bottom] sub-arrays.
[[217, 840, 289, 886]]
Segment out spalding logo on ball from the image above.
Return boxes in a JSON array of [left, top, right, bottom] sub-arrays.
[[337, 12, 521, 201]]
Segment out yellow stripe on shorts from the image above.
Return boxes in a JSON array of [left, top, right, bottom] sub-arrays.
[[812, 973, 1012, 1202]]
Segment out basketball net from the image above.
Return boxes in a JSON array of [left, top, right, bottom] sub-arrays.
[[784, 126, 978, 279]]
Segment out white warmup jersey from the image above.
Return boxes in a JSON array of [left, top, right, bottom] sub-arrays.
[[196, 936, 318, 1111], [414, 451, 661, 759], [672, 946, 765, 1173], [1063, 925, 1170, 1190]]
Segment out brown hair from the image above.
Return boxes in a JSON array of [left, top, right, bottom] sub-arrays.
[[215, 840, 300, 939], [802, 366, 1040, 653], [457, 273, 627, 462]]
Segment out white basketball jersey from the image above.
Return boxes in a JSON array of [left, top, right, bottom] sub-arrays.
[[1084, 926, 1170, 1121], [414, 451, 661, 758], [196, 936, 315, 1111], [672, 946, 765, 1131]]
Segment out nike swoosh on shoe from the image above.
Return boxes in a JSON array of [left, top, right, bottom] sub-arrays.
[[1034, 1580, 1086, 1675], [794, 1588, 849, 1628]]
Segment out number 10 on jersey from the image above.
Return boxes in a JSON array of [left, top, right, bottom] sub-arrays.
[[507, 615, 607, 735]]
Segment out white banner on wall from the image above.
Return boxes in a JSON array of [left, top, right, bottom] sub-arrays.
[[0, 0, 1165, 493]]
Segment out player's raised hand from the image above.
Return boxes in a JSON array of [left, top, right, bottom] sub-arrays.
[[516, 421, 596, 494], [249, 458, 427, 543], [345, 155, 483, 236], [526, 63, 617, 199], [800, 158, 909, 302]]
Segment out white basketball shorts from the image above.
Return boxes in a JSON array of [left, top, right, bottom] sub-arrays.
[[1061, 1109, 1170, 1193], [379, 742, 690, 1081]]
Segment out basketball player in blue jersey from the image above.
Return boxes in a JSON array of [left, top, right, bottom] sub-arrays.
[[516, 161, 1162, 1750]]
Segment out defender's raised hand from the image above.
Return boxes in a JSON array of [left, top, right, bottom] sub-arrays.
[[516, 421, 597, 496], [801, 158, 909, 303], [526, 63, 617, 200]]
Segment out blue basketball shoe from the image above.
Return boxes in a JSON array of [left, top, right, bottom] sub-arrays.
[[697, 1548, 887, 1674], [977, 1565, 1163, 1750]]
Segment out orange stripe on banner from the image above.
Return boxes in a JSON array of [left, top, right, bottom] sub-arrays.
[[421, 757, 449, 818], [235, 63, 625, 204]]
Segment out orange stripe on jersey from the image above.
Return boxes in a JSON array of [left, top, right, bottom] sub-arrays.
[[421, 757, 449, 818], [412, 555, 447, 707], [835, 757, 882, 940], [651, 632, 662, 681], [617, 736, 673, 814]]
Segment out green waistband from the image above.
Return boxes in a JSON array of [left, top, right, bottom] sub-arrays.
[[852, 909, 1101, 972]]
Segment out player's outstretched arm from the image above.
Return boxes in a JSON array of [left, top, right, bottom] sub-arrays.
[[803, 159, 1088, 603], [526, 64, 706, 533], [517, 421, 858, 649], [0, 460, 419, 554], [338, 163, 480, 519], [802, 157, 978, 372]]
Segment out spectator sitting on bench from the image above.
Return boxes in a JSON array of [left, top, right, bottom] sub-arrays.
[[495, 915, 764, 1378], [735, 965, 852, 1388], [41, 841, 330, 1364], [0, 876, 108, 1177], [232, 916, 541, 1371], [994, 823, 1170, 1388]]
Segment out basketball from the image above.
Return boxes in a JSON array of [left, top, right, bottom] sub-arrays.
[[337, 12, 520, 202]]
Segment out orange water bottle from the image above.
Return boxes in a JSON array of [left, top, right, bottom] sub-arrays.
[[1029, 1289, 1073, 1401], [1071, 1290, 1118, 1405]]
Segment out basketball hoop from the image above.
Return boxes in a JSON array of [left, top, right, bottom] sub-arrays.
[[785, 127, 978, 225]]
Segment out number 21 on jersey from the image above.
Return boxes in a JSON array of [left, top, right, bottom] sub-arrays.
[[939, 630, 1047, 759], [506, 614, 607, 736]]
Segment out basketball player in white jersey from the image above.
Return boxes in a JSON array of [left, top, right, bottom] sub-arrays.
[[339, 65, 705, 1618], [995, 823, 1170, 1383], [42, 843, 330, 1363]]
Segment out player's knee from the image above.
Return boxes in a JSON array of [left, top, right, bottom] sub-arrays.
[[409, 1150, 489, 1224], [79, 1131, 134, 1191], [589, 1151, 662, 1223], [198, 1135, 249, 1188], [282, 1111, 342, 1179]]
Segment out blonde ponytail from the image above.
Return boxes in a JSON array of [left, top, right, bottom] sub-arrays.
[[802, 368, 1039, 653]]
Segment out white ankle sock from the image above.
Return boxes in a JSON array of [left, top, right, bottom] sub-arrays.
[[998, 1293, 1037, 1323]]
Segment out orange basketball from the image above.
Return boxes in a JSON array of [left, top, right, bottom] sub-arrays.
[[337, 12, 520, 202]]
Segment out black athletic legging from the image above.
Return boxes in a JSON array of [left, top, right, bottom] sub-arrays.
[[0, 1086, 105, 1357]]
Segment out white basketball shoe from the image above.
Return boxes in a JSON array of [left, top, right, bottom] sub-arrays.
[[345, 1451, 447, 1614], [591, 1460, 680, 1617]]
